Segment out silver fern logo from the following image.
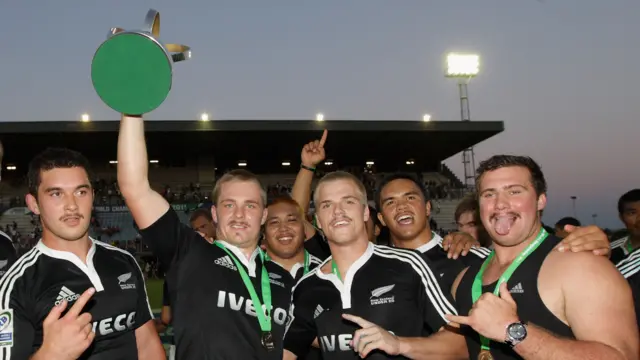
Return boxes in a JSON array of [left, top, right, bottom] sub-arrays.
[[370, 284, 395, 306]]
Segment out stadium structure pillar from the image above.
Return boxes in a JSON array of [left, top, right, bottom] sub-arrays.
[[197, 155, 216, 189], [458, 79, 476, 189]]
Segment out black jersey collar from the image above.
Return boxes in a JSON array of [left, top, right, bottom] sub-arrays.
[[216, 240, 262, 277], [36, 237, 105, 291]]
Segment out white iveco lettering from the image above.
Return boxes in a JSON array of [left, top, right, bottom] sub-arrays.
[[91, 312, 136, 335], [216, 291, 288, 325], [320, 334, 352, 352]]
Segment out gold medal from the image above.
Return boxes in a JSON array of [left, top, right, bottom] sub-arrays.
[[478, 349, 494, 360]]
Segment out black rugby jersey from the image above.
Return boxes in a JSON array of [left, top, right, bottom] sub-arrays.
[[456, 235, 574, 360], [284, 243, 457, 359], [415, 232, 490, 294], [0, 232, 16, 279], [304, 232, 331, 261], [611, 236, 634, 264], [268, 251, 324, 360], [139, 207, 294, 360], [616, 248, 640, 328], [0, 239, 153, 359]]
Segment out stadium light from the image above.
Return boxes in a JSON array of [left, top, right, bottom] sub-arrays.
[[150, 160, 159, 164], [282, 161, 290, 166], [81, 113, 90, 122], [422, 114, 431, 122], [316, 113, 324, 122], [238, 161, 247, 167], [406, 160, 415, 165], [445, 53, 480, 77], [200, 112, 209, 121], [324, 160, 333, 166], [366, 161, 374, 166], [6, 166, 16, 171], [109, 160, 117, 164]]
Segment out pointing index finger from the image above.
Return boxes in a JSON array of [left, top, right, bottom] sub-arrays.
[[342, 313, 372, 328], [319, 129, 328, 147], [65, 287, 95, 319]]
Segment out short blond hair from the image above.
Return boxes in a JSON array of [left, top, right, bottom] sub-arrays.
[[211, 169, 267, 206], [313, 171, 367, 205]]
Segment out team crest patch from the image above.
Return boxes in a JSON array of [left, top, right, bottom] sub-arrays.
[[0, 309, 13, 347]]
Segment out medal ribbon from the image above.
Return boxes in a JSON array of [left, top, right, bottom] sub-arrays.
[[626, 240, 634, 254], [331, 259, 341, 281], [471, 228, 548, 353], [215, 242, 272, 333]]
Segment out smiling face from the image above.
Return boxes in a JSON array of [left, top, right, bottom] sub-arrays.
[[477, 166, 546, 247], [26, 167, 94, 242], [377, 178, 430, 242], [212, 179, 267, 249], [314, 178, 369, 247], [264, 200, 305, 260]]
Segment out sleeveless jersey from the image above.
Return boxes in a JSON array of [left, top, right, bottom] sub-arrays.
[[455, 235, 574, 359]]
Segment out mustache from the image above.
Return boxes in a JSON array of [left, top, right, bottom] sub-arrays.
[[60, 214, 84, 221], [229, 221, 249, 227], [490, 212, 519, 221]]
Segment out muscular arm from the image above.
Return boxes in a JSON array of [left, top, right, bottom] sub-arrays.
[[135, 320, 165, 359], [290, 167, 314, 216], [396, 329, 468, 360], [117, 114, 170, 229], [514, 253, 639, 360], [283, 349, 297, 360]]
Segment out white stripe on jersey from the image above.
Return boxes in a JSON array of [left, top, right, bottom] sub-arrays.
[[468, 247, 492, 258], [374, 246, 458, 321], [611, 237, 628, 249], [0, 247, 42, 360], [95, 241, 154, 320], [617, 250, 640, 279], [308, 254, 323, 266]]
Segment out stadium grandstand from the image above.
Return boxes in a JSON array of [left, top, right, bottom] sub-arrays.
[[0, 118, 503, 274]]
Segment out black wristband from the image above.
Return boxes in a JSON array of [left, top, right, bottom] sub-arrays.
[[301, 164, 316, 172]]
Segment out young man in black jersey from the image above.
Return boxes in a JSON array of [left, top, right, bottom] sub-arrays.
[[283, 171, 456, 359], [346, 155, 639, 359], [376, 173, 491, 292], [617, 248, 640, 332], [0, 141, 17, 278], [263, 197, 324, 360], [117, 114, 293, 359], [0, 148, 163, 360], [264, 197, 324, 281], [611, 189, 640, 263]]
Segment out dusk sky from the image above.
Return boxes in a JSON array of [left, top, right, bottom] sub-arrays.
[[0, 1, 637, 229]]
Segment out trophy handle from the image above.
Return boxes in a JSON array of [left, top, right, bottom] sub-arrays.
[[143, 9, 161, 38], [165, 43, 192, 62]]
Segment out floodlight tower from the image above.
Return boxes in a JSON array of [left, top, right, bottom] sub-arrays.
[[445, 53, 480, 189]]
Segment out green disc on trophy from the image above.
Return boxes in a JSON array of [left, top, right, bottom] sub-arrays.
[[91, 9, 191, 115]]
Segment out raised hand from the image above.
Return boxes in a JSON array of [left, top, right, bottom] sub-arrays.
[[301, 129, 328, 168], [38, 287, 96, 360]]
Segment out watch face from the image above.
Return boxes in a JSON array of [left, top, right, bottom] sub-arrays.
[[509, 323, 527, 339]]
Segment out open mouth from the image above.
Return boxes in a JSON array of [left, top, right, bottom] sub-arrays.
[[491, 214, 518, 236], [230, 223, 249, 230], [394, 213, 414, 226], [276, 234, 296, 245], [331, 218, 351, 227]]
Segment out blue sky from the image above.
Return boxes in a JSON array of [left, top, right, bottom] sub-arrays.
[[0, 0, 637, 228]]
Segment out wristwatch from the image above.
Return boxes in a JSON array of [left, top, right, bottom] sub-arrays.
[[505, 321, 527, 347]]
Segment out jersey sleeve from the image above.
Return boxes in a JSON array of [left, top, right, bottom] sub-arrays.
[[0, 276, 35, 359], [129, 254, 153, 329], [409, 251, 458, 332], [283, 284, 317, 358], [460, 247, 490, 267], [138, 207, 196, 271]]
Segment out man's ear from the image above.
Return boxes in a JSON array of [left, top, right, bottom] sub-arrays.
[[26, 194, 40, 215]]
